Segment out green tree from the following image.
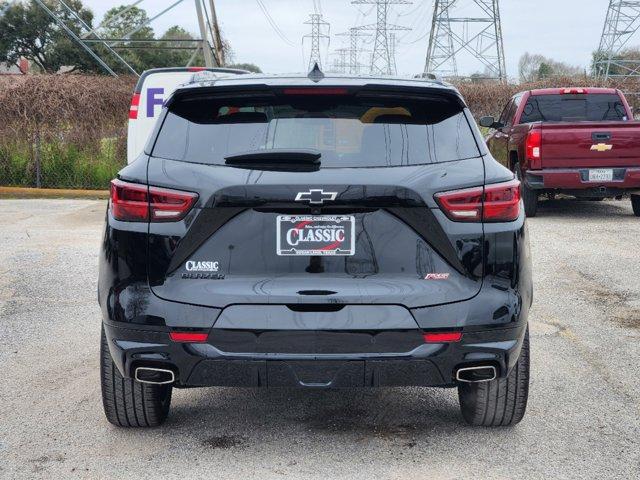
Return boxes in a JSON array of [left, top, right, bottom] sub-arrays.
[[227, 62, 262, 73], [156, 26, 203, 68], [100, 4, 156, 73], [0, 0, 101, 73], [537, 62, 553, 79]]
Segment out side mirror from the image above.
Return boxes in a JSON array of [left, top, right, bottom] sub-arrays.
[[479, 116, 504, 129]]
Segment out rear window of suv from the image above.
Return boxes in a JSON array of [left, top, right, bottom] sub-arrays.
[[520, 93, 628, 123], [152, 89, 480, 167]]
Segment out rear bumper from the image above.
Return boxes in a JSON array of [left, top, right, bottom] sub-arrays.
[[525, 167, 640, 194], [103, 321, 528, 388]]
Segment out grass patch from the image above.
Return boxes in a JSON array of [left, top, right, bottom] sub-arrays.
[[0, 139, 125, 189]]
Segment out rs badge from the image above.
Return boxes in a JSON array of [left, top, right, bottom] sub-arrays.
[[590, 143, 613, 152]]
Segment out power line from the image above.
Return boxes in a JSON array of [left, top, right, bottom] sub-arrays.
[[255, 0, 296, 47]]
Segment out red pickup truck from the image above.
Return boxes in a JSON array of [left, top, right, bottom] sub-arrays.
[[482, 87, 640, 217]]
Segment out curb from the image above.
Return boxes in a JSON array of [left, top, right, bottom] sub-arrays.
[[0, 186, 109, 200]]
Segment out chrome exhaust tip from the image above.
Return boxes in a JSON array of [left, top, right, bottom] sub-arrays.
[[134, 366, 175, 385], [456, 365, 497, 383]]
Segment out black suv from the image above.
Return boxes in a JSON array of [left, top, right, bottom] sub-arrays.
[[99, 71, 532, 428]]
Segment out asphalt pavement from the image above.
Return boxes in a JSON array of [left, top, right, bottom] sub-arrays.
[[0, 198, 638, 479]]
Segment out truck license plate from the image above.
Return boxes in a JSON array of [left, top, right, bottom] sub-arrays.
[[588, 169, 613, 182]]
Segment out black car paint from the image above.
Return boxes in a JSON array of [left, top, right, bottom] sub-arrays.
[[99, 75, 532, 389]]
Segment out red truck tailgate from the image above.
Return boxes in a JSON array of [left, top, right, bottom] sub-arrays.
[[540, 122, 640, 168]]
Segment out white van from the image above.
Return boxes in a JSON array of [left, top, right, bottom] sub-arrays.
[[127, 67, 248, 163]]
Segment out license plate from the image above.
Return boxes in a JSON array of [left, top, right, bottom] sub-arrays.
[[588, 169, 613, 182], [277, 215, 355, 256]]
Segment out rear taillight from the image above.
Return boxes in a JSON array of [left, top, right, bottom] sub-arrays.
[[129, 93, 140, 120], [483, 179, 521, 222], [435, 179, 521, 222], [525, 129, 542, 169], [110, 179, 198, 222]]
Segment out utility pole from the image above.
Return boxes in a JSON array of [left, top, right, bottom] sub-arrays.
[[195, 0, 215, 67], [208, 0, 225, 65], [596, 0, 640, 78], [304, 13, 330, 71], [352, 0, 411, 76], [425, 0, 506, 82]]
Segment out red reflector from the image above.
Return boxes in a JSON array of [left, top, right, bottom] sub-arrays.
[[169, 332, 208, 343], [423, 332, 462, 343], [435, 179, 521, 222], [110, 179, 198, 222], [129, 93, 140, 120], [282, 88, 349, 95], [525, 129, 542, 169]]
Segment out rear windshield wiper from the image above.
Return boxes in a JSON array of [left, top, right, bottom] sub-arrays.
[[224, 149, 321, 172]]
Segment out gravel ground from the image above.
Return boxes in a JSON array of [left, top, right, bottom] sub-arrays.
[[0, 198, 638, 480]]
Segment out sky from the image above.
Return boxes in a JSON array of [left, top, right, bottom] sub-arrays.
[[82, 0, 611, 80]]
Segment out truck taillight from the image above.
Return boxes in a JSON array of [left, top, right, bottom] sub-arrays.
[[435, 179, 521, 223], [562, 88, 586, 94], [110, 179, 198, 222], [129, 93, 140, 120], [525, 129, 542, 169]]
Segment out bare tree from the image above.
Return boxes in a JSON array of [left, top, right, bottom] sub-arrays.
[[519, 52, 583, 82]]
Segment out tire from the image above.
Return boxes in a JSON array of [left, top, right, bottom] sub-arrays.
[[632, 195, 640, 217], [100, 326, 172, 427], [458, 326, 530, 427], [515, 164, 538, 217]]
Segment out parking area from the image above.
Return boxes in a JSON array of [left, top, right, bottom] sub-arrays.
[[0, 198, 638, 479]]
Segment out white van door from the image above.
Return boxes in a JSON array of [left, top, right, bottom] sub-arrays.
[[127, 67, 247, 163]]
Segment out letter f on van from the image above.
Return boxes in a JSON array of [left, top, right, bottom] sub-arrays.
[[147, 88, 165, 118]]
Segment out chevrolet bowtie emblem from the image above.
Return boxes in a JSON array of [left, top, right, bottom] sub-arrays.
[[590, 143, 613, 152], [295, 189, 338, 205]]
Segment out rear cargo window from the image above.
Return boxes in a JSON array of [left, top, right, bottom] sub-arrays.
[[152, 91, 480, 167], [520, 93, 627, 123]]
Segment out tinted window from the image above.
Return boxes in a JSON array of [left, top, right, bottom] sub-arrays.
[[498, 99, 514, 126], [152, 92, 480, 167], [520, 94, 627, 123]]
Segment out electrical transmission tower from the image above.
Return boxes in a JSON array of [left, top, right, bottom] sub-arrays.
[[352, 0, 411, 76], [389, 32, 397, 75], [425, 0, 506, 82], [337, 28, 371, 74], [330, 48, 350, 73], [304, 13, 330, 71], [596, 1, 640, 78], [32, 0, 224, 77]]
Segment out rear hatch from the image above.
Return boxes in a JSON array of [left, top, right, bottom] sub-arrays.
[[522, 92, 640, 168], [145, 83, 486, 309]]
